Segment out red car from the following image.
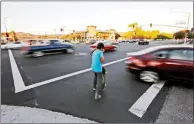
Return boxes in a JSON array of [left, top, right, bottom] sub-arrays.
[[125, 45, 193, 84], [90, 40, 118, 52]]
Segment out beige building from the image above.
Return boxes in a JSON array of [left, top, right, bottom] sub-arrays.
[[71, 25, 117, 42]]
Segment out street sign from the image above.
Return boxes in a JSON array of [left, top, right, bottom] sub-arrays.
[[176, 20, 187, 25]]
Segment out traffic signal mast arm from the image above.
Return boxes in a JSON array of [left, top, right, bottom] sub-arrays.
[[140, 24, 187, 29]]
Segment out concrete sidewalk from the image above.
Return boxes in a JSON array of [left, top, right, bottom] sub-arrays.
[[155, 85, 193, 123], [1, 105, 97, 123]]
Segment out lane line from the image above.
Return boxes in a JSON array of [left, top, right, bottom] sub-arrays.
[[21, 57, 129, 92], [8, 50, 26, 93], [129, 81, 165, 118]]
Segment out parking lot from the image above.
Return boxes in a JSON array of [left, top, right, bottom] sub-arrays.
[[1, 42, 192, 123]]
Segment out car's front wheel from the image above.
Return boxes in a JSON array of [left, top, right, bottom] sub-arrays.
[[139, 70, 160, 83]]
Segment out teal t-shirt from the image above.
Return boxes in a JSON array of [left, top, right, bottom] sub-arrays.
[[91, 49, 103, 72]]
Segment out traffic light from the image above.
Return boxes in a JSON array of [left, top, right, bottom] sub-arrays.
[[5, 32, 9, 40], [150, 23, 152, 27]]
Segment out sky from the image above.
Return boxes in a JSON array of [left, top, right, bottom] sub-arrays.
[[1, 1, 193, 35]]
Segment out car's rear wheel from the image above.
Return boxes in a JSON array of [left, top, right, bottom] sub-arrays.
[[32, 51, 44, 57], [66, 48, 75, 54], [139, 70, 159, 83]]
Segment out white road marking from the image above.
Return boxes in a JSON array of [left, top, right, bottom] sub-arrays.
[[75, 53, 89, 56], [19, 57, 129, 92], [129, 81, 165, 118], [8, 50, 26, 93]]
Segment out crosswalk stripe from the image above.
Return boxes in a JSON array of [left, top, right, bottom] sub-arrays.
[[8, 50, 26, 93], [129, 81, 165, 118]]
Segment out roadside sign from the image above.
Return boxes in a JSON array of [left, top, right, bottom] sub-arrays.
[[176, 20, 187, 25]]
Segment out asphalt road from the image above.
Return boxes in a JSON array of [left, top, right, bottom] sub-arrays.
[[1, 42, 189, 123]]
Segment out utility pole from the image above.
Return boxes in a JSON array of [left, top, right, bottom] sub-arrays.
[[170, 10, 190, 44]]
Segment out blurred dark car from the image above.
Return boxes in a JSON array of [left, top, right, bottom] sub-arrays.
[[138, 39, 149, 45], [21, 39, 75, 57], [186, 39, 193, 45], [63, 40, 71, 43], [127, 40, 137, 43], [125, 45, 193, 84]]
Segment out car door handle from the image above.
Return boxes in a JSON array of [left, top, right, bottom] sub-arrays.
[[165, 62, 182, 65]]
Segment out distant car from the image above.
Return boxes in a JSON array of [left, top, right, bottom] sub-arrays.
[[138, 39, 149, 45], [127, 40, 136, 43], [89, 40, 97, 44], [1, 42, 28, 50], [109, 40, 119, 46], [24, 39, 38, 45], [63, 40, 71, 43], [186, 40, 193, 45], [21, 40, 75, 57], [90, 40, 118, 52], [125, 45, 193, 84]]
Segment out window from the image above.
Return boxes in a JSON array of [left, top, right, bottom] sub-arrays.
[[50, 40, 59, 43], [169, 49, 193, 61], [103, 42, 111, 46], [184, 50, 193, 61], [154, 50, 168, 58], [43, 40, 50, 45], [14, 42, 21, 44]]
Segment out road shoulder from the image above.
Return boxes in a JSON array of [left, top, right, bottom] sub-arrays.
[[155, 85, 193, 123]]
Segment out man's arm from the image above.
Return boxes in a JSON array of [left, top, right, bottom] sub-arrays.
[[99, 51, 104, 63]]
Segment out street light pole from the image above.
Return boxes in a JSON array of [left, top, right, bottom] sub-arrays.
[[185, 13, 190, 44], [170, 10, 190, 44]]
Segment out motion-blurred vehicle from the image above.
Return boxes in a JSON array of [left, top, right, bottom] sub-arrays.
[[21, 39, 75, 57], [125, 45, 193, 84], [89, 40, 97, 44], [1, 42, 28, 50], [90, 40, 118, 52], [138, 39, 149, 45]]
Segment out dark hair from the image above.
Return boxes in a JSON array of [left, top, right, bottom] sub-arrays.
[[97, 42, 104, 49]]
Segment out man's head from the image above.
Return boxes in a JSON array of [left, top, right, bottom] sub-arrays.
[[97, 42, 104, 52]]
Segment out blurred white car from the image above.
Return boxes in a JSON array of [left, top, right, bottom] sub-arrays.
[[1, 42, 28, 50], [71, 41, 79, 44]]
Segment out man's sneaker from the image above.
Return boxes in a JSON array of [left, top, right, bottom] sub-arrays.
[[95, 94, 102, 100], [93, 88, 96, 91]]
